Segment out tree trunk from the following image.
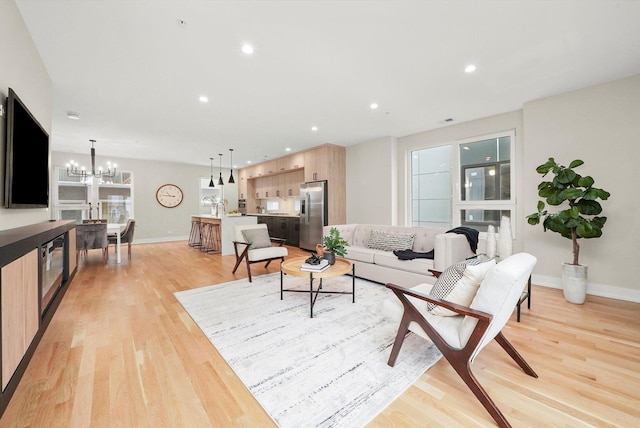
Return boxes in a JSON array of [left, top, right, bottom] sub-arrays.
[[572, 229, 580, 265]]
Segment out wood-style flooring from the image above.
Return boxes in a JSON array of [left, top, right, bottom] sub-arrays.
[[1, 241, 638, 427]]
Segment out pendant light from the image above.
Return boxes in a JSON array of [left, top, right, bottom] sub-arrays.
[[217, 153, 224, 186], [228, 148, 235, 184], [208, 157, 215, 187]]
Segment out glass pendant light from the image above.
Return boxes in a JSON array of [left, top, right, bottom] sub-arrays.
[[208, 157, 215, 187], [218, 153, 224, 186], [228, 148, 235, 184]]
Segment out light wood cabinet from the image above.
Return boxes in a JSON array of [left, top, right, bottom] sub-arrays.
[[238, 144, 344, 223], [276, 152, 304, 172], [1, 250, 39, 390], [239, 169, 248, 199]]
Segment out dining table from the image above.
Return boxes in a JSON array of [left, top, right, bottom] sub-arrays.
[[107, 223, 125, 263]]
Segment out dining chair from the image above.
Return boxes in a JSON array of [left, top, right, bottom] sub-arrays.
[[108, 219, 136, 260], [75, 223, 109, 264]]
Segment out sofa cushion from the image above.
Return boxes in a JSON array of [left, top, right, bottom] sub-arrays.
[[242, 228, 272, 249], [341, 245, 377, 264], [427, 258, 496, 316], [367, 230, 415, 252], [374, 250, 435, 275]]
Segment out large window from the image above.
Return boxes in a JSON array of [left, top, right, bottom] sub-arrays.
[[410, 145, 451, 228], [410, 131, 515, 233]]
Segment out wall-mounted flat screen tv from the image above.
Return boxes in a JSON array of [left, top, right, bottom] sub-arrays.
[[4, 87, 49, 208]]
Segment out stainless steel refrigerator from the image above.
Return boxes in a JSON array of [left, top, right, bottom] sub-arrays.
[[299, 180, 328, 251]]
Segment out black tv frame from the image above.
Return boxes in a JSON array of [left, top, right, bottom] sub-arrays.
[[4, 87, 50, 208]]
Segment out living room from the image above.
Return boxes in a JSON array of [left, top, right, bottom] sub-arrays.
[[1, 1, 639, 426]]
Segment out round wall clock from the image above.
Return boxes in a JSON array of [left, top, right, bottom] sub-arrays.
[[156, 184, 184, 208]]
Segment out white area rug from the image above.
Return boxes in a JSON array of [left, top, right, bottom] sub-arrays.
[[174, 272, 441, 428]]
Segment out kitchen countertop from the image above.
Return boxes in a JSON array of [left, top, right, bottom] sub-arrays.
[[247, 213, 300, 218]]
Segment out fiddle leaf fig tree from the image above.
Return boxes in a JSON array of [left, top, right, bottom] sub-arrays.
[[527, 158, 610, 266]]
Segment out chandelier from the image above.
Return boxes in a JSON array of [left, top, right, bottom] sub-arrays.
[[66, 140, 117, 179]]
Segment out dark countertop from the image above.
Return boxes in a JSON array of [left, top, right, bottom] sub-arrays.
[[247, 213, 300, 219]]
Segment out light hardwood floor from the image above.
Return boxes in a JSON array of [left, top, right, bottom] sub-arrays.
[[1, 241, 638, 427]]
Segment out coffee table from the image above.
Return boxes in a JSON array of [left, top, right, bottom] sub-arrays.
[[280, 256, 355, 318]]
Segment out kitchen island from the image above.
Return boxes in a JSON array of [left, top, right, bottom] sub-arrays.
[[191, 215, 257, 256], [246, 213, 300, 247]]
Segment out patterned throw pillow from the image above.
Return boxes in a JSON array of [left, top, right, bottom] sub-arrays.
[[242, 228, 273, 250], [367, 230, 415, 252], [427, 258, 496, 316]]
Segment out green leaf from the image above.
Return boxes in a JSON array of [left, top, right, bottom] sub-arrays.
[[578, 176, 594, 188], [546, 191, 565, 205], [576, 199, 602, 215], [556, 168, 576, 184], [537, 200, 545, 211], [560, 188, 583, 200], [568, 159, 584, 168]]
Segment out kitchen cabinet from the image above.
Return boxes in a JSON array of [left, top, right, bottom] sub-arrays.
[[276, 152, 304, 172], [238, 169, 248, 199], [254, 215, 300, 247], [254, 160, 277, 177]]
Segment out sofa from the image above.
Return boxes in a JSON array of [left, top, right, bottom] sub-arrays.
[[323, 224, 476, 287]]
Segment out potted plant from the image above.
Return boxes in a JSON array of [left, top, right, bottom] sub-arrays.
[[526, 158, 610, 304], [322, 227, 349, 265]]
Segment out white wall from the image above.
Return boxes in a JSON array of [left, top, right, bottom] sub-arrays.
[[0, 0, 53, 230], [51, 151, 237, 242], [345, 76, 640, 301], [522, 74, 640, 301], [346, 137, 397, 225]]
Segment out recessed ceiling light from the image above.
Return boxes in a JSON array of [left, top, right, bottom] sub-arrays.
[[177, 19, 187, 28], [311, 126, 318, 132], [370, 103, 378, 110], [241, 44, 254, 55], [67, 112, 80, 120], [199, 95, 209, 103], [465, 64, 476, 73], [247, 160, 252, 164], [285, 147, 291, 152]]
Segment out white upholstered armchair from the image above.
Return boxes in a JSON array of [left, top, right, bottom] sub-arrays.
[[384, 253, 538, 428], [232, 223, 288, 282]]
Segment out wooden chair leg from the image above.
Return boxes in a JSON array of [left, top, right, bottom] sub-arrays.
[[387, 311, 411, 367], [245, 257, 252, 282], [454, 363, 512, 428], [494, 332, 538, 377]]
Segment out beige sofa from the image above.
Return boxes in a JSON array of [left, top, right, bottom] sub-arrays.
[[324, 224, 475, 287]]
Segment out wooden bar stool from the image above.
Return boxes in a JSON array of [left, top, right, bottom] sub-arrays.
[[189, 217, 202, 248]]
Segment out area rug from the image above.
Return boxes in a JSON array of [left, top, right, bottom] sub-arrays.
[[174, 272, 441, 428]]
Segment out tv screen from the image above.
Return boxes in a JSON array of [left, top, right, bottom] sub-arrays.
[[4, 88, 50, 208]]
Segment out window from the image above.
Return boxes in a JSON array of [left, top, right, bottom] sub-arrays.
[[53, 167, 134, 223], [410, 145, 451, 228], [410, 131, 515, 233], [457, 132, 514, 233]]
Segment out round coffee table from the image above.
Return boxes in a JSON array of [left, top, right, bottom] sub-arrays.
[[280, 256, 355, 318]]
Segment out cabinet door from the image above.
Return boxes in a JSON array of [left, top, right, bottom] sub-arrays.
[[238, 169, 248, 199], [304, 145, 329, 182], [276, 152, 304, 172], [2, 249, 39, 390]]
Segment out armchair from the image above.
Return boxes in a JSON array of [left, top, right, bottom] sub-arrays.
[[385, 253, 537, 428], [232, 223, 288, 282]]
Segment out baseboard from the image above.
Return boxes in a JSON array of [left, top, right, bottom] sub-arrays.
[[532, 274, 640, 303]]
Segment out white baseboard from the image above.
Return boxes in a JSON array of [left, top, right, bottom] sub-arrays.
[[532, 274, 640, 303]]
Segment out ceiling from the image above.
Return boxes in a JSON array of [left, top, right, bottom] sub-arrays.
[[15, 0, 640, 168]]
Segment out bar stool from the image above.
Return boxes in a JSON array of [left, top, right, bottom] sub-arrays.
[[200, 221, 221, 254], [189, 217, 202, 248]]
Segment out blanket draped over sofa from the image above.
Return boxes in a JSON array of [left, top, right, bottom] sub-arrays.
[[323, 224, 476, 287]]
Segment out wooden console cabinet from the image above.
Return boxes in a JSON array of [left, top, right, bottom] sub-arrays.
[[0, 220, 77, 416]]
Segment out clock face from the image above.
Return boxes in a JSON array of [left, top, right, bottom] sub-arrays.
[[156, 184, 184, 208]]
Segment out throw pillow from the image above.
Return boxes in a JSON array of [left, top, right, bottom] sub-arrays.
[[367, 230, 415, 252], [241, 228, 273, 250], [427, 258, 496, 316]]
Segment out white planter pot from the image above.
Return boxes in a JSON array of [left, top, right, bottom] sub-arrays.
[[562, 263, 588, 304]]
